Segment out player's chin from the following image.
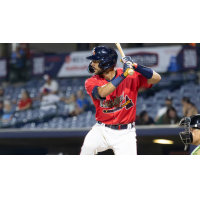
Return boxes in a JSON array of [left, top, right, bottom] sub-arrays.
[[95, 71, 102, 75]]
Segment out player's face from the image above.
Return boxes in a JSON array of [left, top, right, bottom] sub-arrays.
[[190, 128, 200, 145], [91, 60, 104, 75]]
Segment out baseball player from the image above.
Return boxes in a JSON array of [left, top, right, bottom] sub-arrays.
[[179, 114, 200, 155], [80, 46, 161, 155]]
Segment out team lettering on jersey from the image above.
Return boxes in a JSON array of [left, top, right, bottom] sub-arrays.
[[100, 92, 134, 114], [85, 68, 153, 124]]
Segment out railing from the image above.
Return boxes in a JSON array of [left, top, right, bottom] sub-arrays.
[[0, 125, 183, 138]]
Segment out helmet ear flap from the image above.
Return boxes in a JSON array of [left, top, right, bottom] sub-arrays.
[[87, 61, 94, 74]]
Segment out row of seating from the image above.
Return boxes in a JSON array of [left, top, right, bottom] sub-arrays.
[[156, 73, 197, 87], [21, 112, 97, 129], [1, 81, 198, 129]]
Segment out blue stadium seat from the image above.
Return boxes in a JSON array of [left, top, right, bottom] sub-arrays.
[[63, 122, 71, 128], [169, 74, 184, 81], [173, 102, 182, 107], [22, 122, 36, 129], [137, 97, 145, 103], [36, 123, 44, 129], [157, 76, 171, 87], [49, 123, 57, 128], [186, 73, 197, 81], [148, 112, 157, 120], [32, 100, 41, 108], [177, 110, 183, 118], [43, 122, 50, 129], [51, 117, 64, 124]]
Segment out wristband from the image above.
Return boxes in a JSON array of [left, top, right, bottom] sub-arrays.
[[133, 64, 153, 79], [111, 73, 126, 88]]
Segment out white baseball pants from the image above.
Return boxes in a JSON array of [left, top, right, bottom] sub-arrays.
[[80, 123, 137, 155]]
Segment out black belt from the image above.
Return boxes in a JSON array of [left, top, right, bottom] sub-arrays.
[[98, 121, 135, 130]]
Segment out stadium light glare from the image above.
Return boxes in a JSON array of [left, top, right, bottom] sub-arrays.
[[153, 139, 174, 145]]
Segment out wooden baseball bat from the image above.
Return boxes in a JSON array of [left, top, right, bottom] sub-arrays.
[[115, 43, 134, 75]]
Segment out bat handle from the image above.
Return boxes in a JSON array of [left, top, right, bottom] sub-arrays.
[[128, 68, 134, 75], [120, 58, 134, 76]]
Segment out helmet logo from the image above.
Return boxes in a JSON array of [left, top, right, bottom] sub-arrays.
[[93, 51, 95, 55]]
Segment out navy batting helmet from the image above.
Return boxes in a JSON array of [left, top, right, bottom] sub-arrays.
[[86, 46, 118, 74]]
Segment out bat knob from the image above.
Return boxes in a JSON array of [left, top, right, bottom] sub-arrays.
[[128, 68, 134, 76]]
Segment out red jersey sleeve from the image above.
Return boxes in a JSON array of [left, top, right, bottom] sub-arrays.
[[85, 78, 98, 97], [137, 73, 153, 89]]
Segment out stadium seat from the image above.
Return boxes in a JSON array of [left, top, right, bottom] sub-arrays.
[[169, 74, 184, 82], [36, 123, 44, 129], [22, 122, 36, 129], [32, 100, 41, 108]]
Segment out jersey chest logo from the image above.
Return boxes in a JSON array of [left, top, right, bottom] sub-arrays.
[[100, 92, 134, 114]]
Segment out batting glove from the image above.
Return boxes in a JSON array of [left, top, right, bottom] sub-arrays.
[[121, 56, 132, 73], [121, 56, 138, 70], [123, 63, 132, 73], [122, 56, 133, 65]]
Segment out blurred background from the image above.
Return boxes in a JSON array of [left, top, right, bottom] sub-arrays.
[[0, 43, 199, 155]]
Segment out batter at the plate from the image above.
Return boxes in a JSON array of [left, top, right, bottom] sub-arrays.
[[80, 46, 161, 155]]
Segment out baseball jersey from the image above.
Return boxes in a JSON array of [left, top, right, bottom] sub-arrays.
[[85, 68, 152, 125]]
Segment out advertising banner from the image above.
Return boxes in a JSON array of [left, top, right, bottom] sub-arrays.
[[57, 52, 92, 77], [176, 46, 199, 71], [45, 54, 67, 77], [32, 54, 68, 77], [57, 46, 183, 77], [119, 46, 182, 73], [32, 45, 199, 78]]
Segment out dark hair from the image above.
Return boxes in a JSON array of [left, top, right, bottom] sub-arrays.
[[166, 106, 177, 116], [162, 106, 180, 124], [137, 111, 149, 125], [182, 97, 191, 104], [140, 111, 148, 119]]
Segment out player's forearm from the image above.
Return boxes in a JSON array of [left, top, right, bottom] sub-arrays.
[[132, 63, 161, 84], [147, 71, 161, 84], [98, 73, 128, 98], [98, 83, 116, 98]]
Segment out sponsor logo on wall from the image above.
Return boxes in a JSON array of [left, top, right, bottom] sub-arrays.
[[127, 52, 158, 67], [57, 52, 92, 77]]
